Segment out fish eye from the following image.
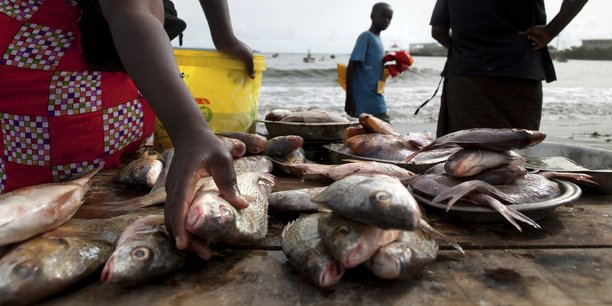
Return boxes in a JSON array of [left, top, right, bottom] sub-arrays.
[[131, 247, 152, 261], [13, 261, 40, 279], [334, 225, 351, 236], [370, 191, 392, 205]]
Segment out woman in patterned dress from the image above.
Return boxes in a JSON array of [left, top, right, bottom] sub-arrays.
[[0, 0, 254, 259]]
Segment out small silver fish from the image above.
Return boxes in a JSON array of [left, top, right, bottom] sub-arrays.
[[281, 213, 345, 288], [268, 187, 326, 216]]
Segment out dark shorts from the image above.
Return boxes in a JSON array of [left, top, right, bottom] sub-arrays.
[[436, 76, 542, 137], [76, 0, 186, 71]]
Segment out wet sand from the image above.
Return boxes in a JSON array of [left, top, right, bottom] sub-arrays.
[[394, 118, 612, 151]]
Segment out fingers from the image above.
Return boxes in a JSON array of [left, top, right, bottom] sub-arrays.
[[186, 236, 213, 260], [164, 165, 198, 250], [209, 154, 250, 210], [242, 53, 255, 79]]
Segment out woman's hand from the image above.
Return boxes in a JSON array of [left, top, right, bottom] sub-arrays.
[[217, 37, 255, 79], [519, 26, 553, 50], [163, 129, 248, 259]]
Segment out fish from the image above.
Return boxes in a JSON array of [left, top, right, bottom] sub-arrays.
[[115, 150, 163, 187], [264, 135, 304, 157], [358, 113, 400, 136], [317, 214, 402, 269], [281, 213, 345, 288], [264, 109, 293, 121], [343, 124, 369, 140], [79, 156, 274, 217], [405, 128, 547, 162], [217, 135, 247, 158], [365, 228, 438, 281], [312, 174, 421, 231], [278, 160, 416, 182], [278, 110, 350, 123], [465, 164, 528, 185], [0, 215, 137, 305], [0, 166, 102, 247], [444, 149, 526, 177], [216, 131, 268, 155], [345, 133, 420, 161], [186, 172, 275, 245], [268, 187, 326, 216], [100, 214, 187, 286], [408, 174, 541, 231]]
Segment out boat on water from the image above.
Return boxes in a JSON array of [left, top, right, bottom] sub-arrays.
[[303, 49, 316, 63]]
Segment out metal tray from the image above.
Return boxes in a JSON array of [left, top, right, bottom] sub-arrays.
[[412, 179, 582, 222], [516, 141, 612, 194], [259, 120, 358, 142]]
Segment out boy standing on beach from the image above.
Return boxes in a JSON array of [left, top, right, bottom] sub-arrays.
[[345, 3, 393, 122]]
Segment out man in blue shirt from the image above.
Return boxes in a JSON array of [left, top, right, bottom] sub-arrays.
[[345, 3, 393, 123], [430, 0, 588, 137]]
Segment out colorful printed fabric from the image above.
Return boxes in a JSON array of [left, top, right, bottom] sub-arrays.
[[0, 0, 154, 192]]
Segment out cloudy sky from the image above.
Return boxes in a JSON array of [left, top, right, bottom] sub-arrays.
[[173, 0, 612, 53]]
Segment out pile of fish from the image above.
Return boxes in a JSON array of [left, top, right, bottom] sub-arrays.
[[406, 128, 594, 231], [281, 174, 440, 288]]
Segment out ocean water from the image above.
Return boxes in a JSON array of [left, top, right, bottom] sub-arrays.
[[258, 53, 612, 124]]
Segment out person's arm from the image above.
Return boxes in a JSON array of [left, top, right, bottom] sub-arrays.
[[198, 0, 255, 78], [345, 60, 357, 117], [99, 0, 248, 258], [431, 26, 451, 49], [519, 0, 588, 49]]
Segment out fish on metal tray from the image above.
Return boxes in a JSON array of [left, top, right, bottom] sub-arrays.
[[277, 110, 350, 123], [405, 128, 547, 162], [279, 160, 416, 182], [312, 174, 421, 231], [115, 150, 163, 187], [186, 172, 275, 245], [281, 213, 345, 288], [0, 165, 102, 247], [365, 228, 438, 281], [100, 214, 187, 286], [345, 133, 420, 161], [317, 214, 402, 269], [444, 149, 525, 177], [358, 113, 400, 136], [0, 214, 138, 305]]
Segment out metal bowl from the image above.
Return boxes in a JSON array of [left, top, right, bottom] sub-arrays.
[[516, 141, 612, 194], [412, 179, 582, 222], [260, 120, 358, 142]]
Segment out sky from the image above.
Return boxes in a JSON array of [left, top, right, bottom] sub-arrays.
[[173, 0, 612, 54]]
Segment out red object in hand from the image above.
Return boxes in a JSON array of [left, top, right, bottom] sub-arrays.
[[382, 50, 414, 77]]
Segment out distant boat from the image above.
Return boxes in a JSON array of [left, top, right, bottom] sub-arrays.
[[303, 49, 316, 63], [271, 53, 279, 58]]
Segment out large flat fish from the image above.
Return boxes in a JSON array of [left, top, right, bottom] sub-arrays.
[[345, 133, 419, 161], [186, 172, 275, 245], [0, 215, 137, 305], [0, 166, 102, 247], [281, 213, 345, 288], [312, 174, 421, 231]]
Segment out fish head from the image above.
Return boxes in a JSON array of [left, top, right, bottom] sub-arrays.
[[187, 192, 237, 234], [0, 256, 46, 304], [100, 242, 157, 285], [369, 243, 410, 279], [118, 158, 163, 187], [302, 248, 344, 288], [367, 189, 421, 231], [318, 216, 369, 268]]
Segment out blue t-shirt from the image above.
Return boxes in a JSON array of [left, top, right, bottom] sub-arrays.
[[349, 31, 386, 116]]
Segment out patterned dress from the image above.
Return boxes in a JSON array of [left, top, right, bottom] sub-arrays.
[[0, 0, 154, 192]]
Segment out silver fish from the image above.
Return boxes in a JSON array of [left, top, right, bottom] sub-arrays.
[[282, 160, 416, 181], [0, 215, 136, 305], [317, 214, 401, 269], [345, 133, 419, 161], [312, 174, 421, 231], [116, 150, 163, 187], [281, 213, 345, 288], [444, 149, 525, 177], [268, 187, 326, 216], [0, 166, 102, 247], [100, 214, 187, 286], [186, 172, 275, 245], [365, 229, 438, 281]]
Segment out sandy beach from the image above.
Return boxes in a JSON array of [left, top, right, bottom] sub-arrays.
[[394, 117, 612, 151]]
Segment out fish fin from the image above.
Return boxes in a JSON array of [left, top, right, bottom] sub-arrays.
[[539, 172, 598, 185], [433, 180, 510, 211], [0, 218, 13, 229], [479, 195, 541, 231], [418, 219, 464, 254], [316, 204, 332, 213]]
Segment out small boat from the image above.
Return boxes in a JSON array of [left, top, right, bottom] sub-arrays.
[[303, 49, 316, 63], [271, 53, 279, 58]]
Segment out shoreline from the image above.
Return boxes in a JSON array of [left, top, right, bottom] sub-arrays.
[[393, 118, 612, 151]]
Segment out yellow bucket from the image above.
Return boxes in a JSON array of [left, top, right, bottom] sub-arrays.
[[154, 48, 266, 151]]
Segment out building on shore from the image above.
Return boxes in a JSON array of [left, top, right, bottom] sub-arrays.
[[409, 42, 447, 57], [581, 39, 612, 50]]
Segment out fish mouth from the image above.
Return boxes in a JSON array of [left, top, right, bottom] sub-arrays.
[[343, 244, 365, 269], [100, 256, 115, 283], [319, 262, 344, 287]]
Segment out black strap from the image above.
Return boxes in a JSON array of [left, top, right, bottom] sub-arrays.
[[414, 76, 444, 115]]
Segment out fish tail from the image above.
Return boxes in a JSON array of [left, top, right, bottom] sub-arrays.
[[418, 219, 464, 254]]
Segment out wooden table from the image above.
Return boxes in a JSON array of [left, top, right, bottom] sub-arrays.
[[39, 167, 612, 306]]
